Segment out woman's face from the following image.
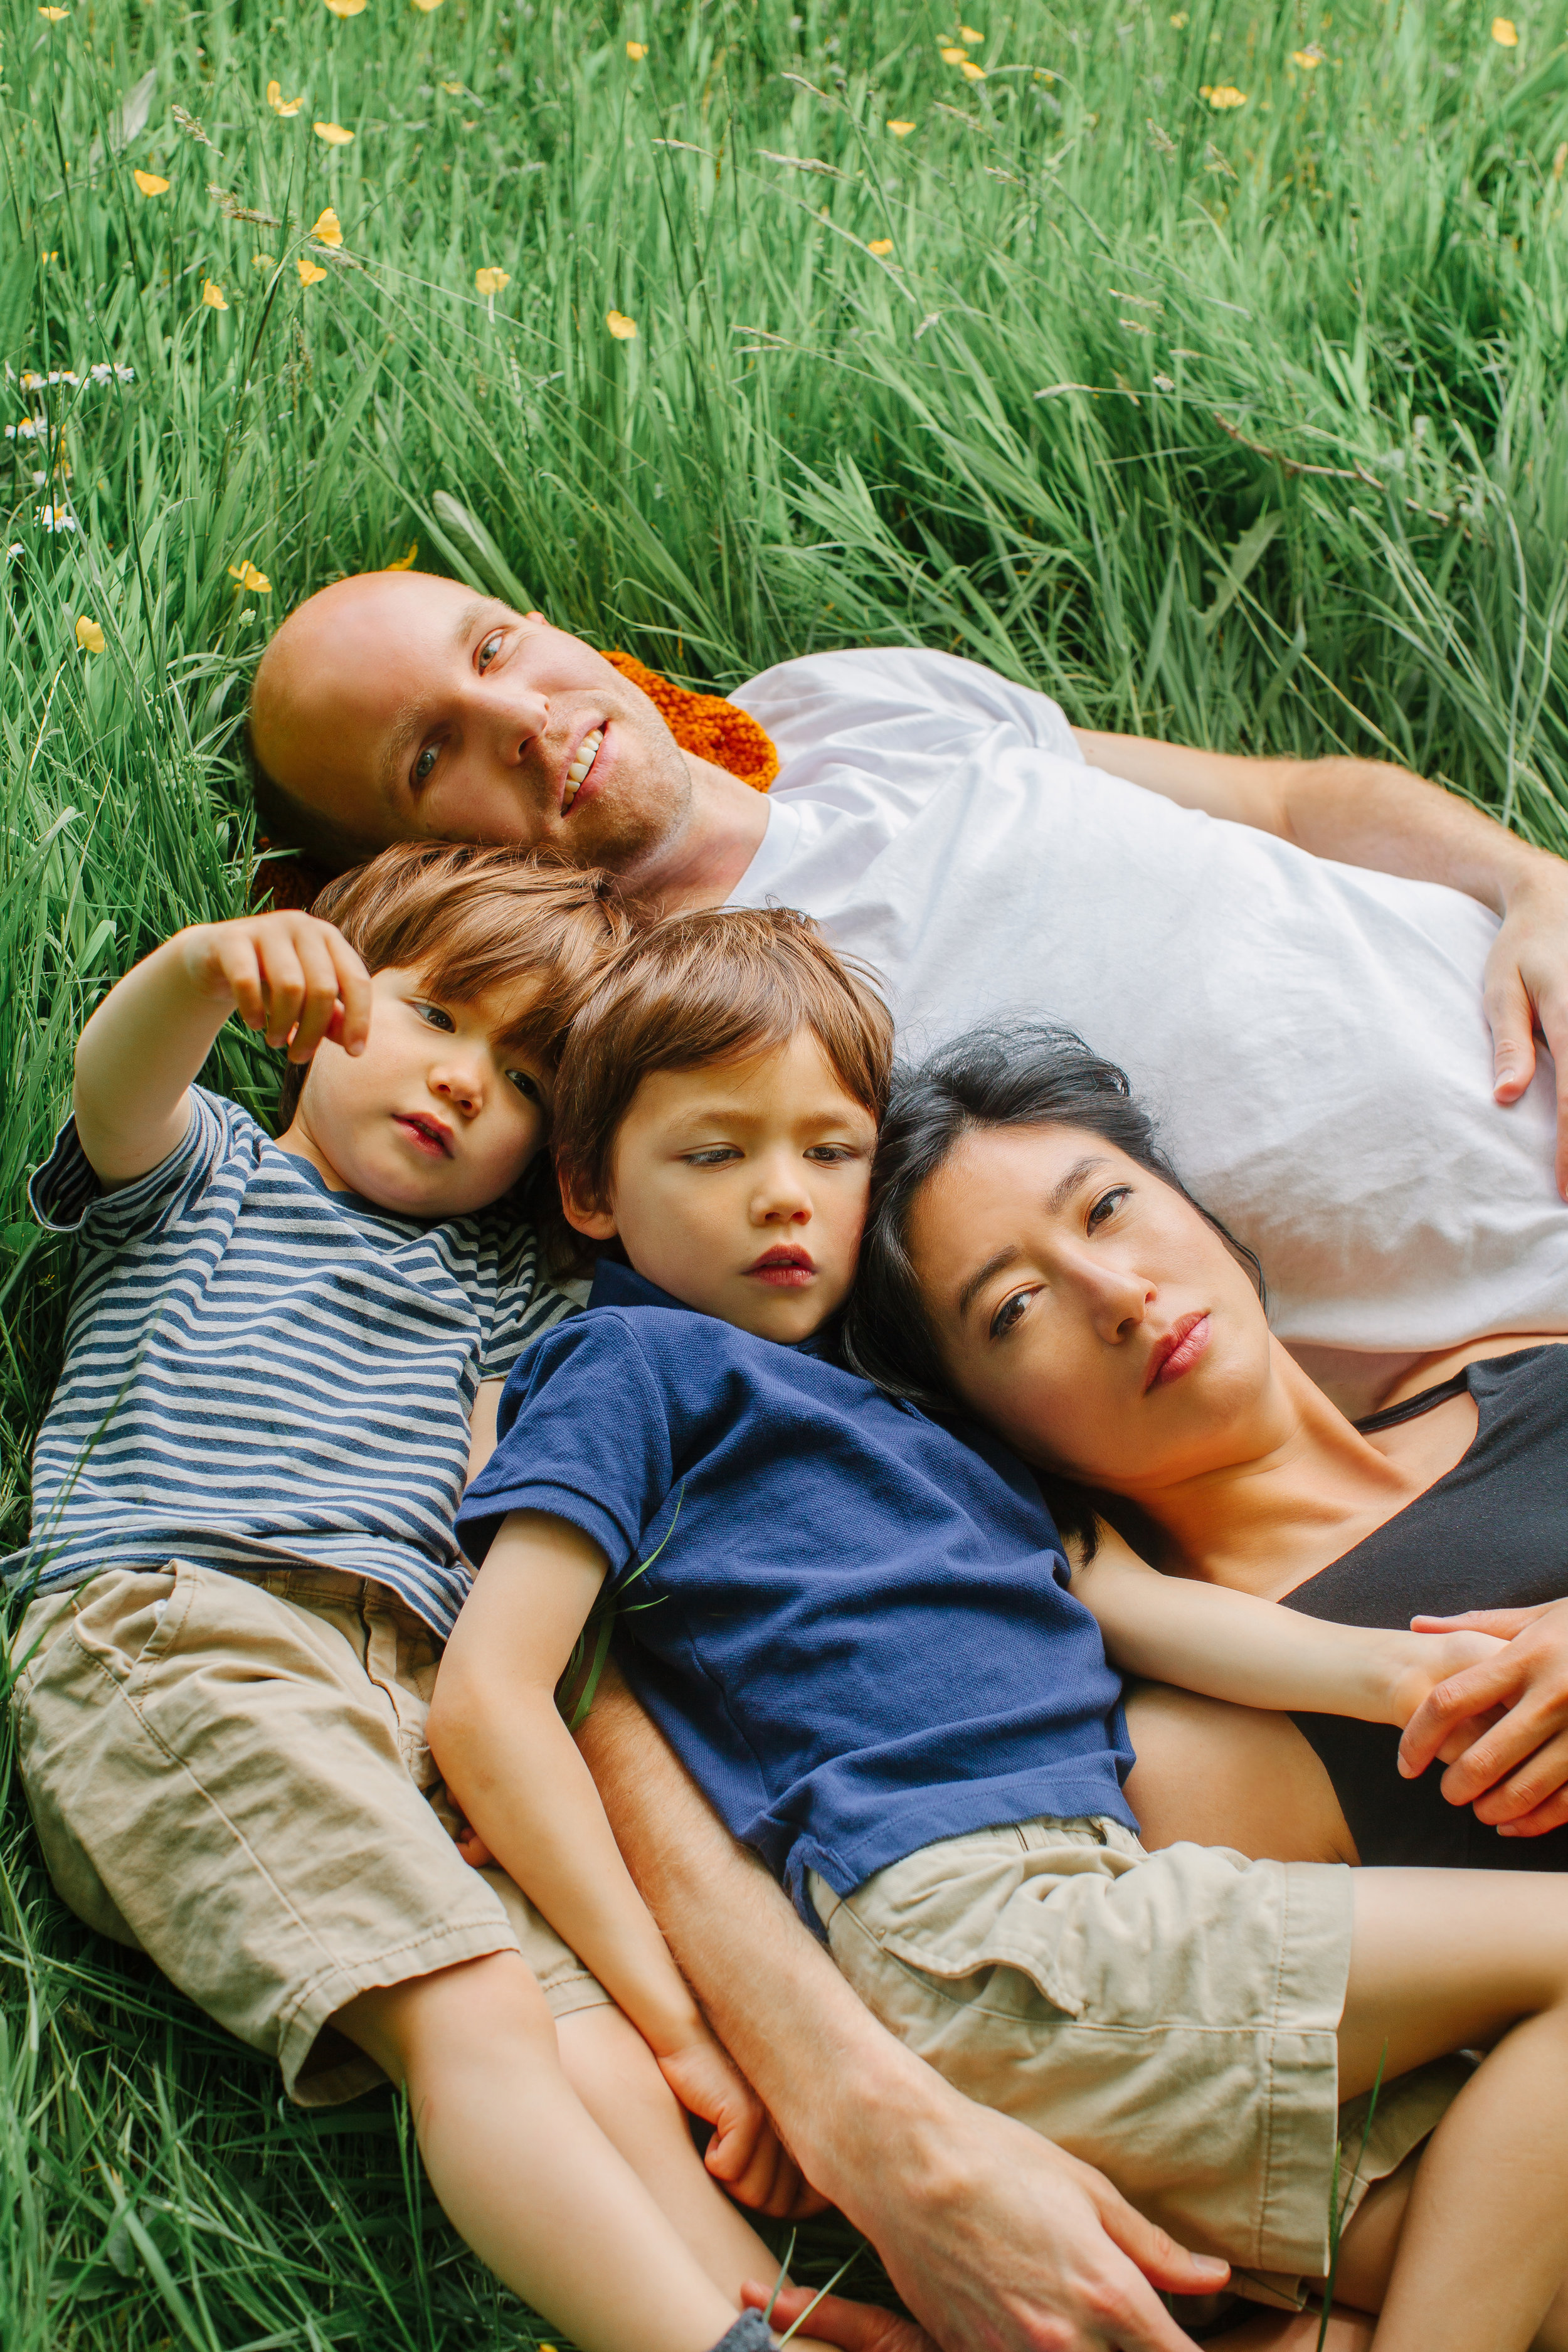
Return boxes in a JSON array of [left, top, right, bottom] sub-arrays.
[[906, 1123, 1279, 1494]]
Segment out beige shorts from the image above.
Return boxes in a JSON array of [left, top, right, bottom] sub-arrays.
[[9, 1560, 610, 2107], [811, 1816, 1470, 2305]]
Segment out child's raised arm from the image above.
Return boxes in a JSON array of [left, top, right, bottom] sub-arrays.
[[73, 912, 371, 1187], [1072, 1522, 1505, 1734], [427, 1512, 789, 2209]]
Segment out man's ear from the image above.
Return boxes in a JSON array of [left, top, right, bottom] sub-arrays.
[[557, 1161, 618, 1241]]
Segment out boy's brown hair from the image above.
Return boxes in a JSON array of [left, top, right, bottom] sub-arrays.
[[275, 842, 630, 1129], [552, 904, 894, 1210]]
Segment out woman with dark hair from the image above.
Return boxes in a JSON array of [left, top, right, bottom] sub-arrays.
[[842, 1022, 1568, 1875]]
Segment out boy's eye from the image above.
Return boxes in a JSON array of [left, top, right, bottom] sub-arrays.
[[684, 1146, 741, 1167], [412, 1000, 456, 1033], [476, 630, 504, 673], [805, 1143, 858, 1165], [412, 743, 440, 786], [1087, 1185, 1130, 1231], [506, 1069, 542, 1103]]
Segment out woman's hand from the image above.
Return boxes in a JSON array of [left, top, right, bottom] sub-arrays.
[[1399, 1601, 1568, 1834], [1382, 1625, 1505, 1740], [742, 2279, 941, 2351], [658, 2023, 827, 2221]]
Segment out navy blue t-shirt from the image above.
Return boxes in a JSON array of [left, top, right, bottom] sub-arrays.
[[458, 1260, 1136, 1921]]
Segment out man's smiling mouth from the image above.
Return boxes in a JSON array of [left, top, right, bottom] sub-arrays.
[[563, 727, 604, 814]]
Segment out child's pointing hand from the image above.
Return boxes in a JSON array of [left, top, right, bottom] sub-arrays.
[[179, 910, 372, 1064]]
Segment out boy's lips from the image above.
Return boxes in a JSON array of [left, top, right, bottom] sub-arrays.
[[746, 1245, 816, 1288], [561, 722, 607, 815], [1145, 1310, 1210, 1391], [393, 1111, 453, 1158]]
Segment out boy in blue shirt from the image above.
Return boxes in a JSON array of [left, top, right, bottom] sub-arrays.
[[447, 904, 1568, 2352], [8, 851, 867, 2352]]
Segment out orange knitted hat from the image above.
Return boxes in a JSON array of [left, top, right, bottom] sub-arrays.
[[601, 649, 778, 791]]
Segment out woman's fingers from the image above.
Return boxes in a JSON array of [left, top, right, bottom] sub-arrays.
[[1412, 1606, 1554, 1638], [1469, 1727, 1568, 1829]]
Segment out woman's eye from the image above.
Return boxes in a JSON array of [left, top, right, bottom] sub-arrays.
[[413, 744, 439, 786], [476, 631, 504, 673], [1087, 1185, 1130, 1232], [989, 1290, 1032, 1341], [506, 1069, 541, 1103], [413, 1000, 455, 1033]]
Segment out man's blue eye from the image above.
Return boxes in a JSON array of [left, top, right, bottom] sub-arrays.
[[413, 744, 438, 785], [477, 632, 503, 672]]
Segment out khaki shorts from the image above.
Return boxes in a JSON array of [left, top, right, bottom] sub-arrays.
[[9, 1560, 610, 2107], [811, 1817, 1470, 2306]]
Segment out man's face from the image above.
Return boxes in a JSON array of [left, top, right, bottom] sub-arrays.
[[250, 571, 696, 874]]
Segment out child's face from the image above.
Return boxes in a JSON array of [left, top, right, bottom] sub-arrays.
[[285, 965, 551, 1216], [566, 1029, 877, 1343]]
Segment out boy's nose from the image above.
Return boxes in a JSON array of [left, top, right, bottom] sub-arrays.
[[430, 1061, 485, 1116]]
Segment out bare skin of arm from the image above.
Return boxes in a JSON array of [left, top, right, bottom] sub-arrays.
[[576, 1667, 1231, 2352], [1074, 734, 1568, 1187]]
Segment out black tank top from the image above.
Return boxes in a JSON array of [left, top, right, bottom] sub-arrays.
[[1283, 1344, 1568, 1869]]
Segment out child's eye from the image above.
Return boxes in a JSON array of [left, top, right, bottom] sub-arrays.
[[412, 1000, 456, 1033], [805, 1143, 859, 1165], [476, 630, 504, 673], [684, 1146, 741, 1167], [412, 743, 440, 786], [989, 1289, 1034, 1342], [506, 1069, 542, 1103], [1087, 1185, 1130, 1232]]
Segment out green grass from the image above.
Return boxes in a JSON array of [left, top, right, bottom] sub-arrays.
[[6, 0, 1568, 2338]]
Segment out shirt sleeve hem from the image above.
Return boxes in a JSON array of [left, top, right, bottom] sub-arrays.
[[456, 1482, 633, 1572]]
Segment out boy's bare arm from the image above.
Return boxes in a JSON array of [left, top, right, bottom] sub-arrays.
[[73, 913, 370, 1186], [1071, 1524, 1503, 1727], [578, 1665, 1229, 2352]]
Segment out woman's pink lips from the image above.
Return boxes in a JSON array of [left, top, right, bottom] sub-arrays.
[[1145, 1311, 1210, 1391], [393, 1113, 452, 1159], [747, 1248, 815, 1288]]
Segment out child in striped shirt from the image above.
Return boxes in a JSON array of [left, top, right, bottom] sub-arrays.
[[6, 845, 867, 2352]]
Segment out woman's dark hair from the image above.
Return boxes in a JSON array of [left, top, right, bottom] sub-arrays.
[[841, 1023, 1266, 1541]]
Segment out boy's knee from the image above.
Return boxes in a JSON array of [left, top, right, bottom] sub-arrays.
[[334, 1947, 556, 2084]]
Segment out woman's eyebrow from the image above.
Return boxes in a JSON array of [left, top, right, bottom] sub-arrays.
[[958, 1245, 1020, 1324], [1047, 1153, 1112, 1213], [954, 1155, 1114, 1322]]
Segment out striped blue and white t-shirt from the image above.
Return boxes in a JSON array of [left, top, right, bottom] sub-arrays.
[[9, 1087, 576, 1638]]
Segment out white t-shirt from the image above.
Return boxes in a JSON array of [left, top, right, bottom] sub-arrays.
[[728, 646, 1568, 1370]]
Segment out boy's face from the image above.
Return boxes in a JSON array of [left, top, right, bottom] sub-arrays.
[[283, 965, 551, 1217], [566, 1030, 877, 1343]]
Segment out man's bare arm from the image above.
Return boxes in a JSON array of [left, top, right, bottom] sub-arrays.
[[1074, 730, 1568, 1191], [577, 1668, 1227, 2352]]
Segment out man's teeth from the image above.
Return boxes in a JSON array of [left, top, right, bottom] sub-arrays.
[[563, 729, 603, 812]]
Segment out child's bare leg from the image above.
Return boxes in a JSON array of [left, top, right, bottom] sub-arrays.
[[1329, 1867, 1568, 2352], [334, 1951, 749, 2352], [556, 2001, 806, 2301]]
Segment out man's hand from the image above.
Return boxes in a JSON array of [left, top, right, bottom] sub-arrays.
[[1401, 1601, 1568, 1833], [1382, 1626, 1506, 1737], [657, 2026, 824, 2220], [743, 2280, 940, 2351], [177, 910, 371, 1064], [1483, 866, 1568, 1195]]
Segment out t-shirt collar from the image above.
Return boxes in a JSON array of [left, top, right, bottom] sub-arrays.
[[586, 1254, 839, 1357]]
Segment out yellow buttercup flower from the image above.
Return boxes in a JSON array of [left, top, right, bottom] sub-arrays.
[[1290, 45, 1325, 66], [75, 615, 104, 653], [133, 169, 170, 196], [314, 120, 354, 144], [960, 58, 986, 78], [606, 310, 638, 339], [310, 207, 343, 246], [387, 543, 418, 570], [410, 0, 444, 12], [440, 80, 464, 93], [887, 119, 916, 135], [324, 0, 368, 16], [475, 266, 510, 296], [626, 40, 647, 57], [229, 560, 272, 591], [1169, 10, 1188, 23], [939, 44, 967, 61], [201, 278, 228, 309], [38, 9, 68, 21], [958, 24, 983, 40], [1492, 16, 1518, 42], [298, 256, 327, 285], [267, 81, 305, 115], [1205, 83, 1247, 107], [867, 238, 894, 256]]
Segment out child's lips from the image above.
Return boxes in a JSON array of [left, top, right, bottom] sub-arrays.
[[393, 1112, 453, 1159], [746, 1247, 815, 1288]]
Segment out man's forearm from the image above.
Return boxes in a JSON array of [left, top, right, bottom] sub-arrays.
[[1075, 731, 1554, 915]]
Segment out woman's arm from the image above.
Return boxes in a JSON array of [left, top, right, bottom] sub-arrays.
[[74, 911, 370, 1185], [1072, 1525, 1502, 1727], [428, 1509, 780, 2186]]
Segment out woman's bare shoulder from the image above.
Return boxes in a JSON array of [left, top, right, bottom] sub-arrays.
[[1379, 1333, 1568, 1409]]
